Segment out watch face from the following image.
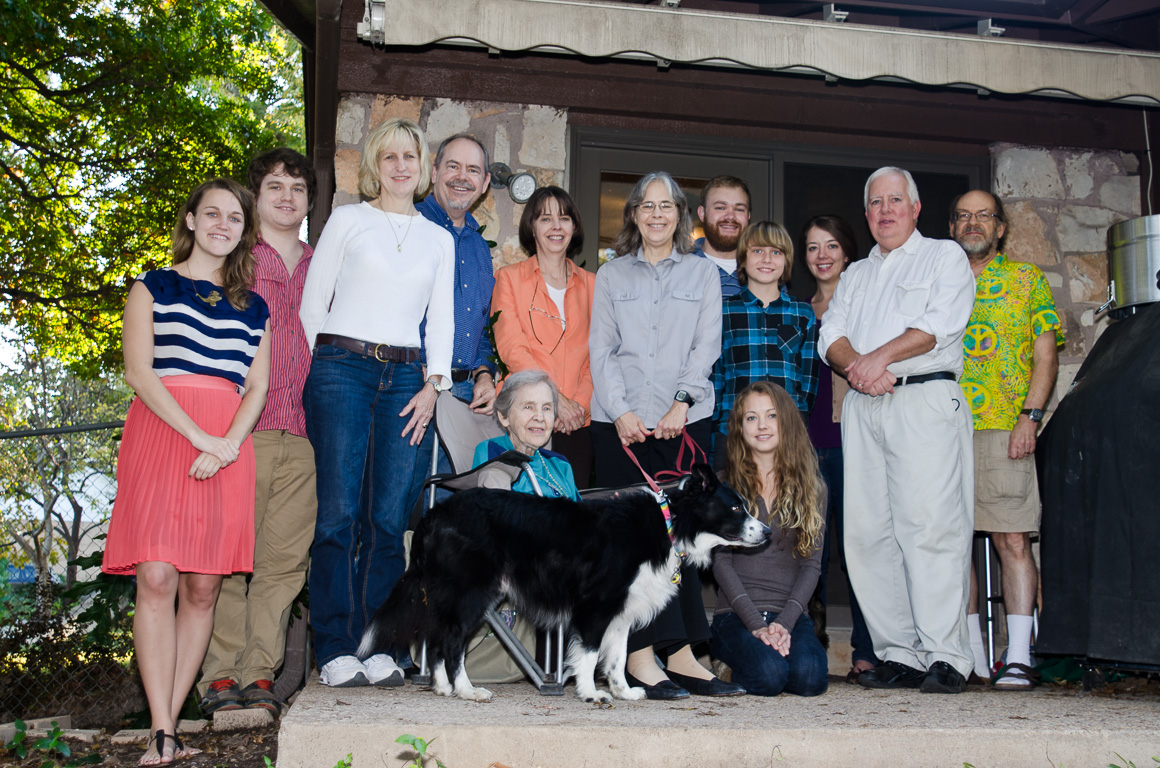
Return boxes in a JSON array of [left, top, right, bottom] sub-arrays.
[[510, 173, 537, 204]]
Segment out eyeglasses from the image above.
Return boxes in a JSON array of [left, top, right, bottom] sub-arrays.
[[529, 281, 566, 355], [953, 211, 1000, 223], [636, 201, 676, 214]]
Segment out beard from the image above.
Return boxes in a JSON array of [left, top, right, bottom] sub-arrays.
[[956, 229, 998, 257], [704, 220, 741, 253]]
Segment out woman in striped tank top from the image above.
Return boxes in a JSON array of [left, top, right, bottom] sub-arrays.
[[103, 178, 272, 765]]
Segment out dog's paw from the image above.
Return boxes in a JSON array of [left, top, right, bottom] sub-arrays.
[[618, 686, 646, 701], [458, 685, 493, 702], [433, 682, 454, 697], [582, 689, 613, 704]]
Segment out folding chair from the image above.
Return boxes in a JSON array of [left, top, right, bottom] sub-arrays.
[[409, 391, 567, 695]]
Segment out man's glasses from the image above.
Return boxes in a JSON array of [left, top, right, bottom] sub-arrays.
[[954, 211, 1000, 222], [637, 201, 676, 214]]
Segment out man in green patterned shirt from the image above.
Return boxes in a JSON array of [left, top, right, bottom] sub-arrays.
[[951, 190, 1063, 688]]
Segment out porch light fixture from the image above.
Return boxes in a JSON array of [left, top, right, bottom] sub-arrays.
[[489, 163, 537, 204]]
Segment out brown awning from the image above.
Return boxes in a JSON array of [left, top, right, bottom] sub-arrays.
[[357, 0, 1160, 105]]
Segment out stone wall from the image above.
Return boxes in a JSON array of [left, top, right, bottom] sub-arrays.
[[332, 94, 568, 271], [992, 143, 1142, 413]]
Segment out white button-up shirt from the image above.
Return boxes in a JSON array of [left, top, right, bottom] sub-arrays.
[[819, 229, 975, 377]]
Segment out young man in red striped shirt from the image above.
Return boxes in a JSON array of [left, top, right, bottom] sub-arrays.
[[198, 148, 317, 717]]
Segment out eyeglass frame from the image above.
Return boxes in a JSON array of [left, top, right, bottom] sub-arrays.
[[636, 200, 677, 214], [953, 210, 1001, 223], [528, 279, 567, 355]]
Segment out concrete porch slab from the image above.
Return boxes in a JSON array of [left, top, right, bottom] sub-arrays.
[[278, 674, 1159, 768]]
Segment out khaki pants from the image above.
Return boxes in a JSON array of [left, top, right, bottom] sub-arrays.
[[199, 430, 317, 693], [841, 380, 974, 678]]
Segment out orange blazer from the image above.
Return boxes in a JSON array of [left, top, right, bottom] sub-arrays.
[[491, 255, 596, 425]]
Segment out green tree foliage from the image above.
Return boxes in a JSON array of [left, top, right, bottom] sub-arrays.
[[0, 0, 304, 368]]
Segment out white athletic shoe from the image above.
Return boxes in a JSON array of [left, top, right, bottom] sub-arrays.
[[364, 654, 405, 687], [319, 656, 369, 687]]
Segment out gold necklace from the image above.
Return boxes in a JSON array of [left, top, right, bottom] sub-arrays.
[[375, 199, 415, 252], [176, 265, 222, 307]]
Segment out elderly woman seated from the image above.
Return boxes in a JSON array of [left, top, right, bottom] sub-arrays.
[[471, 369, 580, 500]]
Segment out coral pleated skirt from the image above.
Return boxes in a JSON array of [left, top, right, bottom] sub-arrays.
[[103, 374, 256, 575]]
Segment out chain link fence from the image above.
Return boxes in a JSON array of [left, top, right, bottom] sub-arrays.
[[0, 422, 146, 729]]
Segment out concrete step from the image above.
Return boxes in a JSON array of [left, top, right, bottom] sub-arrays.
[[278, 673, 1158, 768]]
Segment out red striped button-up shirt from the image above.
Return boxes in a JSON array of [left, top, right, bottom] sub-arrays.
[[252, 236, 313, 437]]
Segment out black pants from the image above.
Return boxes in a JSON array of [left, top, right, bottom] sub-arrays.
[[550, 426, 593, 490], [590, 418, 713, 654]]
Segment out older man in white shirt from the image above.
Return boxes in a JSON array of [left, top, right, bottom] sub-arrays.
[[818, 167, 976, 694]]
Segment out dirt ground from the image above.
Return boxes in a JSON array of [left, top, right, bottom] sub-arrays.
[[3, 721, 280, 768]]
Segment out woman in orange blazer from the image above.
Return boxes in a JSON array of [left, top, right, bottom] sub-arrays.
[[492, 186, 596, 487]]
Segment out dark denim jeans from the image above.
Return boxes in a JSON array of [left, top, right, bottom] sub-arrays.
[[304, 345, 423, 666], [817, 445, 878, 667], [710, 611, 829, 697]]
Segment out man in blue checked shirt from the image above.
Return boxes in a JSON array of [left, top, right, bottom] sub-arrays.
[[711, 220, 819, 471]]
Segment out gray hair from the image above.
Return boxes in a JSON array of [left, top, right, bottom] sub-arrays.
[[613, 171, 695, 257], [494, 369, 559, 426], [864, 166, 920, 210], [434, 133, 490, 173]]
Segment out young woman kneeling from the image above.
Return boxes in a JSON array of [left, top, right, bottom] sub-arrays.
[[710, 381, 829, 697]]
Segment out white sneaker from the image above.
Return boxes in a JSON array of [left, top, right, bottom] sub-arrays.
[[364, 654, 405, 687], [319, 656, 369, 687]]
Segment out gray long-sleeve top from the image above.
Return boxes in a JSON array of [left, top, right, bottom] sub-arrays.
[[712, 497, 825, 632], [589, 248, 722, 427]]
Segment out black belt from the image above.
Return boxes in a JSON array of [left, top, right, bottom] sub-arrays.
[[315, 334, 420, 363], [451, 369, 472, 383], [895, 371, 956, 386]]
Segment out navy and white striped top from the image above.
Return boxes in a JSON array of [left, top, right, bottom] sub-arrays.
[[140, 269, 269, 388]]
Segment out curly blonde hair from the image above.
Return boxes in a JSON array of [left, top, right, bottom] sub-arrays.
[[724, 381, 826, 558]]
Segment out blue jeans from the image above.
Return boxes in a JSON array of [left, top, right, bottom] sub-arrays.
[[711, 611, 829, 697], [817, 446, 878, 667], [303, 345, 423, 666]]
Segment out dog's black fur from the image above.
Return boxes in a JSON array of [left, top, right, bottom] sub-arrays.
[[358, 464, 770, 701]]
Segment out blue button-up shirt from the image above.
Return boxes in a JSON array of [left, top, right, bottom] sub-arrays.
[[693, 237, 743, 299], [712, 286, 819, 434], [416, 195, 496, 373]]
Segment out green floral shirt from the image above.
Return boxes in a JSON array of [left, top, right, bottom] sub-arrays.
[[960, 254, 1063, 431]]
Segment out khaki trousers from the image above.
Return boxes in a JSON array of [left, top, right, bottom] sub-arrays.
[[199, 430, 317, 693], [841, 379, 974, 678]]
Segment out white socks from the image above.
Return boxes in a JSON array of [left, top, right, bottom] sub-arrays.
[[967, 614, 991, 678], [1006, 614, 1034, 668]]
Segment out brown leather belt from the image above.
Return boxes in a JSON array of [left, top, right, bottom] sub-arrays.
[[315, 333, 420, 363]]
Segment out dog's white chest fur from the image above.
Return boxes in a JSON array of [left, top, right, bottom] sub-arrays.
[[618, 549, 681, 632]]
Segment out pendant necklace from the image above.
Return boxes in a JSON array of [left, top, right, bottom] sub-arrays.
[[177, 264, 222, 307], [376, 199, 414, 252]]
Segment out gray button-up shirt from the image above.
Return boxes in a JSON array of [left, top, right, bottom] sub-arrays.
[[589, 248, 723, 428]]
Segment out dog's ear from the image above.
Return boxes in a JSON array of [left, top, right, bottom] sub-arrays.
[[682, 463, 718, 493]]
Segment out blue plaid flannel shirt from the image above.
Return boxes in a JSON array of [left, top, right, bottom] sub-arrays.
[[712, 286, 819, 434]]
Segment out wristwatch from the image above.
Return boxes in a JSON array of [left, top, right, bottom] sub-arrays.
[[428, 376, 451, 393], [1020, 407, 1044, 423], [674, 390, 695, 406]]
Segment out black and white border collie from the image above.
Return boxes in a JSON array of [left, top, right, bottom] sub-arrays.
[[358, 464, 770, 702]]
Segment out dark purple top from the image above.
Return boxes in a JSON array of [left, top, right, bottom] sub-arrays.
[[808, 359, 842, 449]]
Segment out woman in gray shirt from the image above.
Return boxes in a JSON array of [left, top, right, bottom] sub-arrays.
[[711, 380, 829, 696], [589, 171, 733, 698]]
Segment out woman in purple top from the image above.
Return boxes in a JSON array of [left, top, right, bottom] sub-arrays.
[[802, 214, 878, 680], [711, 381, 828, 696]]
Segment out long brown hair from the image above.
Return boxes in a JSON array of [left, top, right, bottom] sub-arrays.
[[171, 178, 258, 311], [724, 381, 826, 557]]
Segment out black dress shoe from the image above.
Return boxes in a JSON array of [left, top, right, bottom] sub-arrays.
[[856, 660, 925, 689], [665, 670, 747, 697], [920, 661, 967, 694], [624, 671, 690, 700]]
